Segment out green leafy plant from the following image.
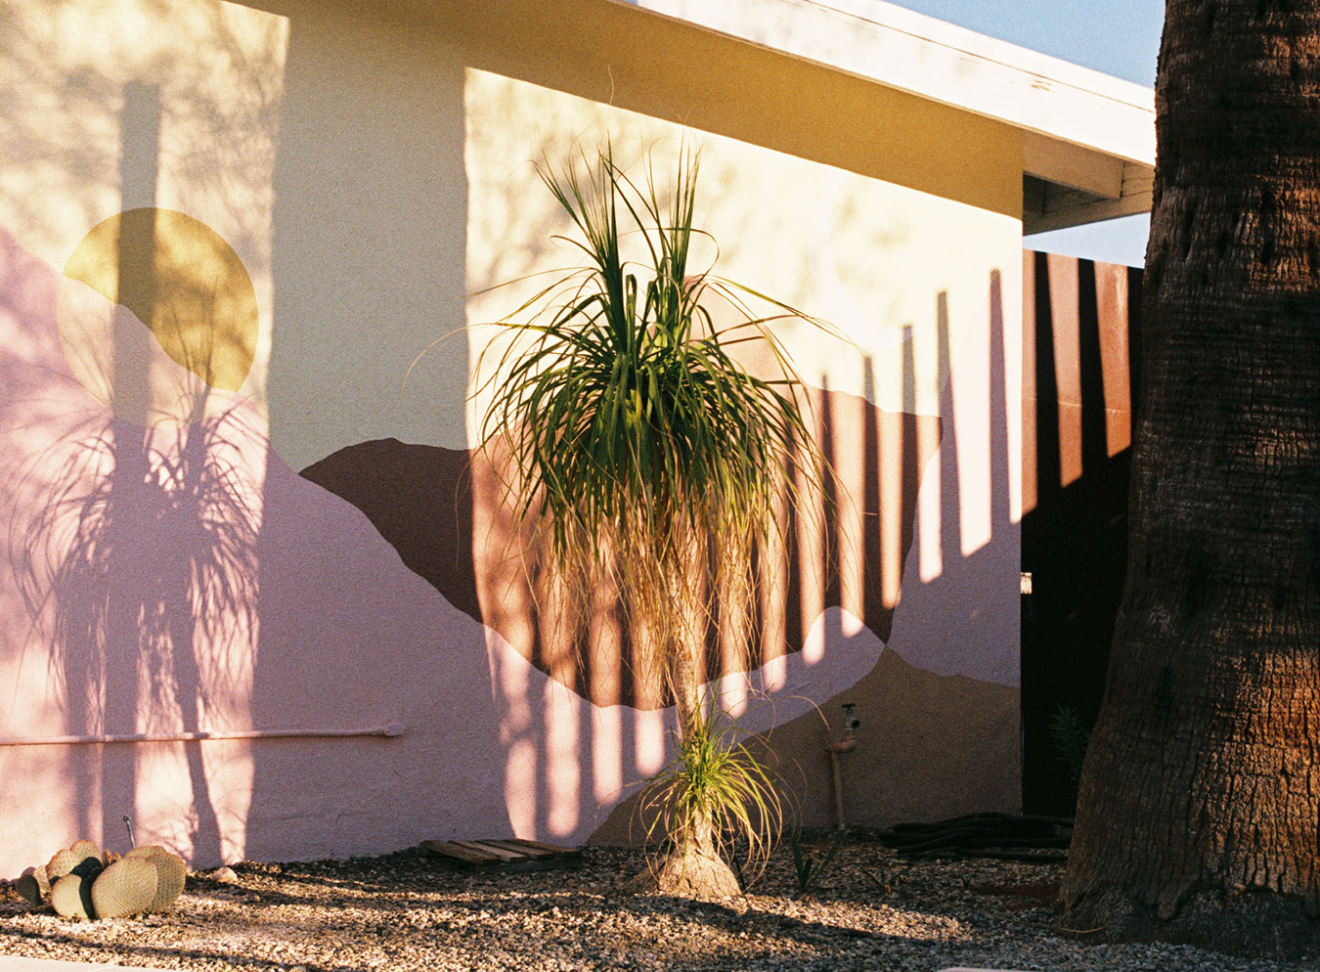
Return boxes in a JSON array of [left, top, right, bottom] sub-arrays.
[[859, 862, 908, 895], [1049, 704, 1092, 784], [788, 826, 848, 896], [475, 140, 832, 896], [637, 706, 783, 890]]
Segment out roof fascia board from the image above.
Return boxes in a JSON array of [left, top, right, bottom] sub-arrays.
[[1024, 192, 1154, 234], [384, 0, 1024, 216], [632, 0, 1155, 167]]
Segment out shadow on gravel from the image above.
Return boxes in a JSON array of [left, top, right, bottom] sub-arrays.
[[0, 927, 339, 972]]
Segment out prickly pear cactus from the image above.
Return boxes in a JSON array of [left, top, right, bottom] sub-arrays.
[[122, 846, 186, 911], [20, 839, 187, 918], [46, 848, 79, 881], [70, 856, 103, 881], [149, 853, 185, 911], [90, 857, 157, 919], [51, 873, 95, 919]]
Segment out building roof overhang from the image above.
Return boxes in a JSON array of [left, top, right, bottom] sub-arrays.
[[632, 0, 1156, 233], [390, 0, 1155, 231]]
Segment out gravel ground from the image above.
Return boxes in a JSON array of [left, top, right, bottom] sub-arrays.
[[1, 837, 1315, 972]]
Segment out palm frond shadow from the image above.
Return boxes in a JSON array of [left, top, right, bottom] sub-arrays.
[[9, 384, 260, 852]]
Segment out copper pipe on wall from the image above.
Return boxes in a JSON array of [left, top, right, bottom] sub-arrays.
[[0, 723, 406, 746]]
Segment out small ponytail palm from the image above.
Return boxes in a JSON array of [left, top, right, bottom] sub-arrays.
[[477, 143, 828, 896]]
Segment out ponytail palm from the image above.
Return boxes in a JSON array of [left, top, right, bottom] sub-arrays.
[[477, 145, 824, 896]]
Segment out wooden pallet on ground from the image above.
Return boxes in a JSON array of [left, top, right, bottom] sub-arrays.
[[419, 838, 582, 872]]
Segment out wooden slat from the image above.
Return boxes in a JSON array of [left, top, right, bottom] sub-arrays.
[[456, 840, 522, 863], [508, 838, 581, 857], [418, 840, 499, 865], [419, 837, 583, 872], [478, 839, 556, 859]]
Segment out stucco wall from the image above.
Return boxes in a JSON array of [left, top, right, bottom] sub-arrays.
[[0, 0, 1021, 876]]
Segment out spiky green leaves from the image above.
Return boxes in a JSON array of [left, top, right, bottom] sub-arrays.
[[477, 144, 818, 571], [476, 141, 829, 895], [638, 707, 783, 886]]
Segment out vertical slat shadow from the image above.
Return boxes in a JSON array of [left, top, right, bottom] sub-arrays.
[[1077, 260, 1108, 472], [897, 332, 919, 622], [812, 376, 843, 670], [784, 441, 804, 659], [1021, 250, 1060, 814], [936, 291, 962, 565], [988, 269, 1010, 532], [1031, 252, 1062, 502], [861, 356, 881, 625], [1127, 265, 1144, 428], [1021, 252, 1142, 816]]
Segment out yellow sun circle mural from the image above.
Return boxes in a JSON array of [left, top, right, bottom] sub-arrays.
[[57, 208, 258, 419]]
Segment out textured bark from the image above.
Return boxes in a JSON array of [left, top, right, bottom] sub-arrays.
[[651, 566, 743, 899], [1060, 1, 1320, 956]]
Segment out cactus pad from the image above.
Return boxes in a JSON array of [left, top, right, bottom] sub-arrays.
[[46, 849, 79, 881], [119, 846, 185, 910], [71, 856, 103, 881], [146, 852, 186, 911], [70, 839, 99, 860], [51, 874, 95, 919], [90, 858, 157, 919], [14, 872, 41, 906]]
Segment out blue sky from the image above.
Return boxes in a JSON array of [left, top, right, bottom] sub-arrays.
[[893, 0, 1165, 266]]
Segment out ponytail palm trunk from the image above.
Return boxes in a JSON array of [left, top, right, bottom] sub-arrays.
[[478, 146, 815, 896]]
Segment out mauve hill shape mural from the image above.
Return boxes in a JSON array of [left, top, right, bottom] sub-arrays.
[[300, 386, 941, 711], [0, 224, 505, 868]]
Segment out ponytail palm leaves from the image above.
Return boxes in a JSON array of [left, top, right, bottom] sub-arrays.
[[477, 145, 826, 896]]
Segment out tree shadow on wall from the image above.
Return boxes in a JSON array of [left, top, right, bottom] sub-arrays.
[[9, 82, 261, 861], [14, 403, 260, 858]]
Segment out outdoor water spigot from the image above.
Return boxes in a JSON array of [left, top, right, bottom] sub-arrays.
[[842, 702, 860, 732], [827, 702, 859, 754], [826, 703, 860, 829]]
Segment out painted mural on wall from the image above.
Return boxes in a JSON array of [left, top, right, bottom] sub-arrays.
[[0, 0, 1022, 877]]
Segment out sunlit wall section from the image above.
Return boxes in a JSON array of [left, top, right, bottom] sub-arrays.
[[463, 70, 1023, 836]]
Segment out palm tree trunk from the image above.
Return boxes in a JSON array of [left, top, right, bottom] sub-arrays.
[[1061, 1, 1320, 955]]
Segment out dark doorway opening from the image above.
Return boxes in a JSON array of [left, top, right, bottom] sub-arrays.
[[1021, 251, 1142, 816]]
